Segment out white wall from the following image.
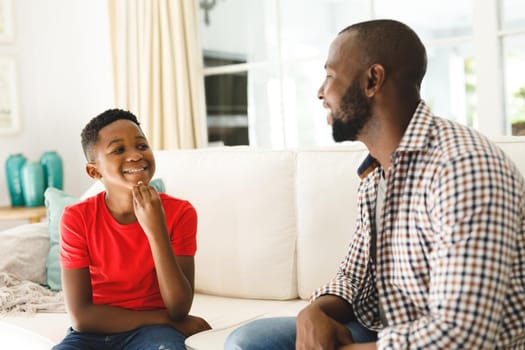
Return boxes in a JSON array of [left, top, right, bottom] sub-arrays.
[[0, 0, 113, 208]]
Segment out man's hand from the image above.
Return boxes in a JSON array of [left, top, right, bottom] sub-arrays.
[[296, 303, 353, 350], [168, 315, 212, 337]]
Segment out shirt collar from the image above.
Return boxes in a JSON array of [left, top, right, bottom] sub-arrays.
[[357, 100, 434, 179], [394, 99, 434, 154]]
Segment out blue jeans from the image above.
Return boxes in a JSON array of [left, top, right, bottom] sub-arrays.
[[224, 317, 377, 350], [52, 325, 186, 350]]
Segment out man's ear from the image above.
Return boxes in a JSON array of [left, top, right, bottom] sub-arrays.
[[365, 64, 385, 97], [86, 163, 101, 180]]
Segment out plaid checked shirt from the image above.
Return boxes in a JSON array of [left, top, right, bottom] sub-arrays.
[[312, 100, 525, 349]]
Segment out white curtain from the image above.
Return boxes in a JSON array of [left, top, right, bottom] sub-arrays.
[[108, 0, 207, 149]]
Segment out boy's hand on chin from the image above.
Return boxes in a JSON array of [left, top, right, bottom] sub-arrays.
[[132, 181, 167, 237]]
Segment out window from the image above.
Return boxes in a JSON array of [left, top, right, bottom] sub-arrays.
[[198, 0, 525, 148], [204, 54, 249, 146], [372, 0, 477, 127], [500, 0, 525, 135]]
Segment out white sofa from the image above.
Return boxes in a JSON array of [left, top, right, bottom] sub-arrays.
[[1, 137, 525, 350]]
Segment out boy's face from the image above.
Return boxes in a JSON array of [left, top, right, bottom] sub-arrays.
[[86, 119, 155, 192]]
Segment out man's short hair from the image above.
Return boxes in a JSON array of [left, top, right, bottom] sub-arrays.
[[340, 19, 427, 89]]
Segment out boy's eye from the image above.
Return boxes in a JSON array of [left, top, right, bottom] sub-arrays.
[[111, 147, 124, 154], [138, 143, 149, 151]]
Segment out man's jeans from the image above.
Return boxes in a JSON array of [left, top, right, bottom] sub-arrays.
[[224, 316, 377, 350], [52, 324, 186, 350]]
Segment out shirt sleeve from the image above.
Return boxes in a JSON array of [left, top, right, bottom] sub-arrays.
[[60, 205, 90, 269], [378, 151, 523, 349], [169, 200, 198, 256]]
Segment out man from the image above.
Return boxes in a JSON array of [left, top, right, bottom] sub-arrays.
[[225, 19, 525, 349]]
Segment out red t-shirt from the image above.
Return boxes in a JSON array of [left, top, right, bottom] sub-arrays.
[[59, 191, 197, 310]]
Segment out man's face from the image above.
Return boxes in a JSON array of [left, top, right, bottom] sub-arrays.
[[331, 78, 372, 142], [318, 31, 372, 142], [87, 119, 155, 192]]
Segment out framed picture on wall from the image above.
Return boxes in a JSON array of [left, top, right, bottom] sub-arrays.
[[0, 57, 19, 134], [0, 0, 14, 43]]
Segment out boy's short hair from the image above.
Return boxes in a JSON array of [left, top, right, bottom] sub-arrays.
[[81, 109, 141, 162]]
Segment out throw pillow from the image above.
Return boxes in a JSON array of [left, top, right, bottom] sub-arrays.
[[44, 188, 79, 291], [150, 178, 165, 193], [0, 223, 50, 284], [44, 178, 165, 291]]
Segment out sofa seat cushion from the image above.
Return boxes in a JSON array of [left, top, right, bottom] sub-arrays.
[[0, 312, 71, 345], [0, 321, 55, 349], [186, 293, 307, 349]]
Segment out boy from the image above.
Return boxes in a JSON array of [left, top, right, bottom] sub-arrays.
[[53, 109, 210, 350]]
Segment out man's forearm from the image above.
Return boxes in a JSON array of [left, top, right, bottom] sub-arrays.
[[313, 294, 356, 324], [339, 342, 376, 350]]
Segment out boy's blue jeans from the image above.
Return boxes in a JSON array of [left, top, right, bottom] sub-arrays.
[[51, 324, 186, 350], [224, 316, 377, 350]]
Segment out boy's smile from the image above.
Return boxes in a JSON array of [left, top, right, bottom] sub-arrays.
[[123, 167, 146, 174], [86, 119, 155, 191], [122, 165, 149, 180]]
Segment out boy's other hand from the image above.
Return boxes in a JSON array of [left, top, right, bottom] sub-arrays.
[[169, 315, 212, 337]]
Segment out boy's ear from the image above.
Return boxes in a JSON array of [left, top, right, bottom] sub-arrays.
[[85, 163, 101, 180]]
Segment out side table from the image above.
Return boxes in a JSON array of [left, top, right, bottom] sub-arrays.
[[0, 205, 47, 224]]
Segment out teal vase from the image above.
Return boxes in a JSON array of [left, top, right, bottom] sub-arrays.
[[5, 153, 27, 207], [40, 151, 63, 190], [21, 161, 45, 207]]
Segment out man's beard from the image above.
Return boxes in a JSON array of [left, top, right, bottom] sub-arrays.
[[331, 80, 372, 142]]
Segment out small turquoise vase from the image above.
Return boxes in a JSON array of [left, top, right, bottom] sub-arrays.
[[40, 151, 63, 190], [21, 161, 45, 207], [5, 153, 27, 207]]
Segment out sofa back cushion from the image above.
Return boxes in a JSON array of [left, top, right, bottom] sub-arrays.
[[296, 144, 368, 299], [154, 148, 298, 300], [295, 138, 525, 300], [493, 136, 525, 175]]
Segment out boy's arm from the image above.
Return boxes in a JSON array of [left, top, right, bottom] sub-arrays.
[[62, 267, 209, 335], [132, 182, 194, 320]]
